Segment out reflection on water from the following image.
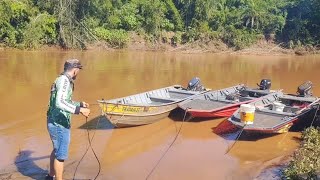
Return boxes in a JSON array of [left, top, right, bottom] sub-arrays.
[[1, 50, 320, 179]]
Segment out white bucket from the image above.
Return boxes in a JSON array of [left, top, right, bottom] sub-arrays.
[[239, 104, 255, 124], [272, 102, 285, 112]]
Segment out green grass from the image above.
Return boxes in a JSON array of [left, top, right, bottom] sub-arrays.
[[283, 127, 320, 179]]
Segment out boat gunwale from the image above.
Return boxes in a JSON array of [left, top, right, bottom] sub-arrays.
[[185, 100, 253, 113], [179, 86, 281, 113], [97, 85, 208, 107]]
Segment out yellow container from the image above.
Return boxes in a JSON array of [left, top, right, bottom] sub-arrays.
[[240, 104, 255, 124]]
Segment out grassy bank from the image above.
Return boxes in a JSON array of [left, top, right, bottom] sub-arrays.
[[283, 127, 320, 179]]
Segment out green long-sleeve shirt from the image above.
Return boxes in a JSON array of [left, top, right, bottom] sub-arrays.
[[47, 73, 82, 128]]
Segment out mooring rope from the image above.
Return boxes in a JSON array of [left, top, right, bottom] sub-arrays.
[[73, 116, 101, 180], [72, 100, 125, 180], [85, 116, 101, 180], [73, 101, 121, 180], [145, 108, 191, 180], [310, 103, 320, 127], [102, 102, 126, 127], [225, 124, 246, 154]]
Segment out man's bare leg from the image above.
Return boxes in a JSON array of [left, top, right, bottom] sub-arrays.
[[49, 150, 55, 177], [54, 158, 64, 180]]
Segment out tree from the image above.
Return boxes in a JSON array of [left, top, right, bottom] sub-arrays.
[[280, 0, 320, 45]]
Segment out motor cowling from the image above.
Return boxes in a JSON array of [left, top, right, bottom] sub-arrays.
[[187, 77, 205, 91], [297, 81, 313, 97], [257, 79, 271, 90]]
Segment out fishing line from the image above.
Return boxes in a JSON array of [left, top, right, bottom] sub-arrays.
[[145, 108, 190, 180], [73, 116, 101, 180], [225, 124, 246, 154], [87, 103, 100, 106]]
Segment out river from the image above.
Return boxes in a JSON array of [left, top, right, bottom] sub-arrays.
[[0, 50, 319, 179]]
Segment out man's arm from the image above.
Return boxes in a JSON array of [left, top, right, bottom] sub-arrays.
[[71, 100, 81, 107], [55, 76, 81, 114], [71, 101, 89, 108]]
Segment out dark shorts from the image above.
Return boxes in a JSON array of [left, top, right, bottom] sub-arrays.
[[47, 122, 70, 160]]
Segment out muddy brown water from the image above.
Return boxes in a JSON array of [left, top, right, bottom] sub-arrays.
[[0, 50, 319, 179]]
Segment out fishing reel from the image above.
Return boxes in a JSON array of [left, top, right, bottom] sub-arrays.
[[187, 77, 205, 91]]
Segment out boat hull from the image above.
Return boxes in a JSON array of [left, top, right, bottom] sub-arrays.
[[179, 84, 274, 119], [101, 103, 178, 128], [98, 85, 208, 128], [105, 111, 172, 128]]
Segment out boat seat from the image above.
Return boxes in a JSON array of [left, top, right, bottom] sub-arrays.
[[239, 96, 255, 102], [283, 106, 300, 113], [149, 96, 178, 103], [219, 99, 236, 103], [257, 108, 295, 116], [168, 89, 200, 95], [243, 89, 270, 95], [207, 98, 237, 104], [280, 95, 317, 103]]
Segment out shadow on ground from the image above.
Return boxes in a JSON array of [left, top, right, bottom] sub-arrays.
[[79, 115, 114, 130], [14, 150, 49, 179]]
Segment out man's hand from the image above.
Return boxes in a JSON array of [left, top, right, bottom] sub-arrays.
[[80, 108, 90, 117], [82, 102, 90, 108]]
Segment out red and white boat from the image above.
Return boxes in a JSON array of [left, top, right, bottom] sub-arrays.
[[178, 79, 275, 118]]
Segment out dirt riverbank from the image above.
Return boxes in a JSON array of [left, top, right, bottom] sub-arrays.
[[2, 35, 320, 56]]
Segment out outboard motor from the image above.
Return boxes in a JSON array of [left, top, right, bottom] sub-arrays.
[[297, 81, 313, 97], [257, 79, 271, 90], [187, 77, 205, 91]]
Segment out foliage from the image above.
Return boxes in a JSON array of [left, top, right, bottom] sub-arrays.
[[94, 27, 129, 48], [0, 0, 57, 48], [279, 0, 320, 46], [283, 127, 320, 179], [23, 13, 57, 48], [0, 0, 35, 46], [223, 26, 258, 50], [173, 31, 183, 44], [0, 0, 319, 49]]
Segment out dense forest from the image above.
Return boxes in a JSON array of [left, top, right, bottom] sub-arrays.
[[0, 0, 319, 50]]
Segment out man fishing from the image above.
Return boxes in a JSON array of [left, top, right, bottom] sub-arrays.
[[46, 59, 90, 180]]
